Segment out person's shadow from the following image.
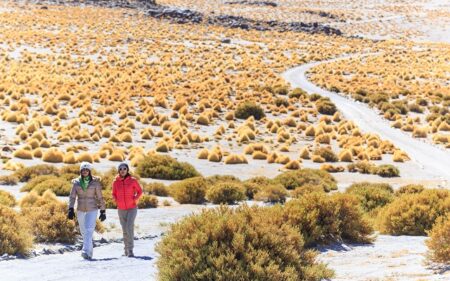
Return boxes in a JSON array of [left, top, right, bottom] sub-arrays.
[[90, 257, 119, 262], [129, 256, 153, 261]]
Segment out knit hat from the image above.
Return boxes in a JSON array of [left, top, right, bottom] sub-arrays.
[[117, 162, 129, 171], [80, 162, 93, 172]]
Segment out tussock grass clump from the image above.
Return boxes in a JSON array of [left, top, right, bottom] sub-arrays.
[[313, 147, 338, 162], [291, 184, 325, 198], [169, 177, 207, 204], [0, 190, 16, 207], [426, 215, 450, 263], [0, 174, 19, 185], [137, 195, 158, 208], [235, 102, 265, 120], [395, 184, 424, 196], [206, 182, 246, 204], [13, 149, 33, 159], [143, 182, 168, 197], [14, 164, 59, 182], [315, 98, 337, 115], [21, 190, 77, 243], [377, 189, 450, 235], [346, 182, 394, 214], [156, 205, 333, 281], [284, 193, 373, 246], [42, 148, 64, 163], [136, 154, 200, 180], [0, 205, 33, 256], [274, 169, 337, 192]]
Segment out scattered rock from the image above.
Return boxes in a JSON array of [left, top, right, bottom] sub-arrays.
[[225, 1, 277, 7]]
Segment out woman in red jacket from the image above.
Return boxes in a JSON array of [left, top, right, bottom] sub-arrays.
[[112, 162, 143, 257]]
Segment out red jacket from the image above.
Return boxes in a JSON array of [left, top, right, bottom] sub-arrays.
[[112, 175, 143, 210]]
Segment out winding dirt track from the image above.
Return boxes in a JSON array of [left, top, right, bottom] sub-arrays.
[[282, 57, 450, 184]]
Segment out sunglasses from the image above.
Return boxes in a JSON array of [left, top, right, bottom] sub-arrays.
[[119, 168, 128, 171]]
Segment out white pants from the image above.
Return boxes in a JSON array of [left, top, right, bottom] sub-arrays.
[[77, 210, 97, 258]]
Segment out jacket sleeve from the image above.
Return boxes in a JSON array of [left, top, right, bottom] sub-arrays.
[[134, 179, 143, 200], [112, 181, 117, 202], [96, 182, 106, 211], [69, 182, 77, 209]]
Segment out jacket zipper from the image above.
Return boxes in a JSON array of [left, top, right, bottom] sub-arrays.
[[122, 179, 128, 209]]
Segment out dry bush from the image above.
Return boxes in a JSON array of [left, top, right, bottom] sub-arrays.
[[21, 190, 77, 243], [374, 164, 400, 177], [169, 177, 207, 204], [320, 164, 345, 173], [14, 164, 59, 182], [206, 182, 246, 204], [291, 184, 325, 198], [0, 205, 33, 256], [274, 169, 337, 192], [235, 102, 265, 120], [377, 189, 450, 235], [253, 184, 288, 203], [21, 175, 59, 192], [346, 182, 394, 214], [284, 193, 373, 246], [13, 149, 33, 159], [0, 174, 19, 185], [426, 215, 450, 264], [143, 182, 168, 197], [137, 195, 158, 208], [395, 184, 424, 196], [347, 160, 376, 174], [0, 190, 16, 207], [313, 147, 338, 162], [315, 98, 337, 115], [32, 177, 72, 196], [136, 154, 200, 180], [156, 205, 333, 281], [242, 176, 273, 199]]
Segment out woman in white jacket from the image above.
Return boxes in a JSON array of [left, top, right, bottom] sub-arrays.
[[67, 162, 106, 260]]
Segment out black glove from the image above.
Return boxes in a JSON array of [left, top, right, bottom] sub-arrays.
[[67, 208, 75, 220], [99, 210, 106, 222]]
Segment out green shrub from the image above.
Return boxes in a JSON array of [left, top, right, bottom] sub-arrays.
[[274, 169, 337, 191], [0, 205, 33, 255], [347, 161, 376, 174], [21, 175, 58, 192], [313, 147, 338, 162], [374, 164, 400, 177], [143, 182, 168, 197], [170, 177, 207, 204], [284, 193, 373, 246], [274, 97, 289, 107], [235, 102, 265, 120], [0, 190, 16, 207], [288, 88, 307, 99], [205, 175, 241, 185], [32, 178, 72, 196], [206, 182, 246, 204], [138, 194, 158, 208], [395, 184, 424, 196], [156, 205, 333, 281], [136, 155, 200, 180], [315, 98, 337, 115], [377, 189, 450, 235], [21, 190, 77, 243], [13, 164, 59, 182], [426, 215, 450, 263], [291, 183, 325, 198], [243, 176, 274, 199], [0, 174, 19, 185], [346, 182, 394, 213], [253, 184, 288, 203]]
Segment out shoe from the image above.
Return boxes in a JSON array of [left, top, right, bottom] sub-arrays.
[[127, 250, 134, 257], [81, 252, 91, 260]]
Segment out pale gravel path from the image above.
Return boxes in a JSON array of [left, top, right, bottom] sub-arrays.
[[282, 57, 450, 185]]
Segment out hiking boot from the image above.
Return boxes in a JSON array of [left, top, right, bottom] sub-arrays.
[[127, 250, 134, 257], [81, 252, 91, 260]]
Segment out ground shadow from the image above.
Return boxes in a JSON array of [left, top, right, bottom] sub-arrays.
[[90, 257, 119, 262], [316, 242, 375, 253], [129, 256, 153, 261]]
